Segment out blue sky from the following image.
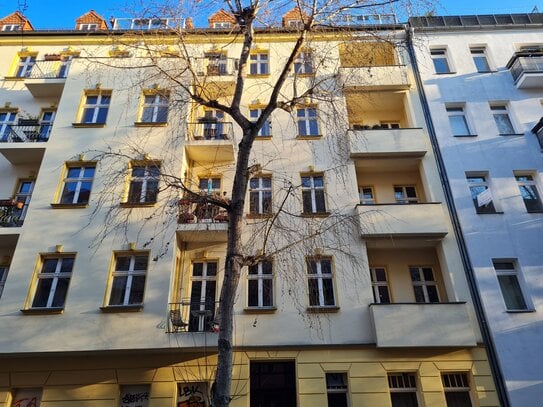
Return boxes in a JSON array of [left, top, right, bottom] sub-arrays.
[[1, 0, 542, 29]]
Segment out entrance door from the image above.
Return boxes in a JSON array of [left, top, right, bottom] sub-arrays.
[[250, 361, 296, 407]]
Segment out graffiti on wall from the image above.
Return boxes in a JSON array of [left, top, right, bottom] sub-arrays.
[[177, 382, 209, 407]]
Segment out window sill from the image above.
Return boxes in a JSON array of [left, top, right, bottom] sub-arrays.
[[72, 123, 106, 128], [301, 212, 330, 218], [505, 309, 535, 313], [120, 202, 157, 208], [3, 76, 26, 81], [307, 306, 340, 313], [246, 213, 274, 219], [434, 72, 456, 75], [527, 209, 543, 213], [475, 211, 504, 215], [100, 305, 143, 313], [50, 203, 89, 209], [244, 307, 277, 314], [134, 121, 168, 127], [255, 136, 272, 140], [247, 74, 271, 78], [498, 133, 524, 137], [21, 307, 64, 315], [477, 70, 498, 73], [454, 134, 478, 138], [294, 73, 315, 78], [296, 135, 322, 140]]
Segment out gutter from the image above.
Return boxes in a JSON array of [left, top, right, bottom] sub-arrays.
[[405, 25, 511, 407]]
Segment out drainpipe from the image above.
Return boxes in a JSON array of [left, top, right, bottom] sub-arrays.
[[405, 25, 510, 407]]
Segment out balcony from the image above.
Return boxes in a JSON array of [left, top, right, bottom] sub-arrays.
[[348, 128, 428, 158], [25, 60, 69, 98], [357, 203, 448, 238], [185, 121, 235, 162], [112, 17, 185, 30], [193, 57, 238, 77], [369, 302, 477, 347], [0, 200, 24, 227], [167, 300, 219, 333], [338, 65, 410, 90], [177, 195, 229, 242], [507, 53, 543, 89], [0, 124, 49, 164]]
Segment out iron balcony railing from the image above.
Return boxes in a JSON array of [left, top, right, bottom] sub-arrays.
[[167, 300, 219, 333], [27, 60, 71, 79], [0, 200, 24, 227], [0, 124, 52, 142], [187, 121, 233, 141], [193, 57, 239, 76], [509, 55, 543, 83], [178, 193, 230, 224]]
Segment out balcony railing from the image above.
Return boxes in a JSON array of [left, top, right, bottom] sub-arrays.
[[27, 60, 70, 79], [509, 55, 543, 82], [112, 17, 185, 30], [167, 300, 219, 333], [0, 124, 52, 142], [187, 121, 233, 141], [329, 12, 397, 26], [0, 200, 24, 227], [193, 57, 239, 76], [178, 194, 230, 224]]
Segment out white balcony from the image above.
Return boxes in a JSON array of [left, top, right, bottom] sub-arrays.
[[338, 65, 410, 90], [349, 128, 428, 158], [177, 198, 228, 242], [508, 54, 543, 89], [25, 60, 68, 98], [185, 121, 235, 162], [357, 203, 448, 238], [370, 302, 477, 347]]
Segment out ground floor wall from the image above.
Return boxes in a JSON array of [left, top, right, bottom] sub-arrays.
[[0, 346, 498, 407]]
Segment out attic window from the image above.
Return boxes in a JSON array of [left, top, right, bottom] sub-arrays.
[[213, 22, 232, 28], [2, 24, 21, 31], [78, 23, 98, 31], [288, 20, 304, 28]]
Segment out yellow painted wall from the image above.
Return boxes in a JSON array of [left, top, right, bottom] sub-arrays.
[[356, 167, 427, 203]]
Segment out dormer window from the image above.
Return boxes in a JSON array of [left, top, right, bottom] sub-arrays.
[[213, 22, 232, 29], [78, 23, 98, 31], [2, 24, 21, 31]]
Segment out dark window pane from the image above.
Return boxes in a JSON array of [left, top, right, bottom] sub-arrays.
[[315, 190, 326, 212], [308, 279, 319, 305], [262, 279, 273, 306], [51, 278, 70, 307], [248, 280, 258, 306], [66, 167, 82, 178], [422, 268, 435, 281], [413, 286, 425, 303], [77, 182, 92, 203], [391, 392, 419, 407], [60, 182, 77, 203], [322, 278, 335, 305], [427, 285, 440, 303], [445, 391, 472, 407], [42, 259, 58, 273], [134, 256, 148, 270], [109, 276, 127, 305], [116, 257, 131, 271], [498, 275, 527, 310], [32, 279, 52, 307], [327, 393, 348, 407], [302, 190, 313, 213], [60, 258, 74, 273], [129, 275, 145, 304], [207, 262, 217, 276], [378, 286, 391, 303]]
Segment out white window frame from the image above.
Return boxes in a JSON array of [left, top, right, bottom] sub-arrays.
[[325, 372, 349, 407], [301, 175, 326, 214], [0, 110, 17, 140], [14, 179, 34, 222], [442, 373, 473, 407], [198, 177, 221, 195], [31, 256, 74, 309], [249, 108, 271, 137], [213, 22, 232, 29], [370, 267, 391, 303], [0, 266, 8, 299], [294, 51, 314, 74], [16, 55, 36, 78], [247, 260, 274, 308], [394, 185, 419, 204], [127, 163, 160, 204], [2, 24, 21, 31], [307, 257, 335, 307], [78, 23, 98, 31], [108, 253, 148, 306], [409, 266, 440, 303], [388, 373, 420, 407], [515, 172, 543, 212], [189, 261, 217, 332], [249, 52, 269, 75], [430, 48, 451, 74], [59, 165, 95, 204], [446, 105, 472, 136], [359, 186, 375, 204], [297, 107, 320, 136], [470, 47, 491, 73], [493, 260, 530, 311], [490, 104, 516, 135], [140, 93, 169, 123], [466, 173, 497, 214], [58, 55, 74, 78], [79, 92, 111, 124], [249, 176, 272, 215]]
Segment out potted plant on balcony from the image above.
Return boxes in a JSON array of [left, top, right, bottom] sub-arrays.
[[44, 54, 61, 61]]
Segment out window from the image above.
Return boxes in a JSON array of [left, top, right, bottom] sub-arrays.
[[78, 23, 98, 31], [11, 388, 42, 407], [388, 373, 419, 407], [294, 51, 313, 74], [213, 22, 232, 29], [380, 122, 401, 129], [59, 165, 95, 205], [189, 261, 217, 332], [359, 186, 375, 204], [326, 373, 349, 407], [38, 110, 55, 140], [515, 173, 543, 212], [370, 267, 390, 303], [470, 47, 491, 72], [250, 108, 271, 137], [430, 48, 451, 74], [79, 91, 111, 124], [205, 52, 228, 75], [442, 373, 473, 407], [0, 266, 7, 299], [15, 55, 36, 78], [120, 384, 150, 407], [31, 256, 75, 309], [249, 176, 272, 215], [250, 52, 269, 75], [198, 177, 221, 195], [58, 55, 74, 78], [140, 93, 169, 123], [14, 179, 34, 223], [250, 361, 296, 407], [127, 163, 160, 204], [200, 109, 226, 140], [490, 105, 515, 135], [493, 260, 529, 311], [107, 253, 148, 307], [2, 24, 21, 31], [466, 174, 496, 214], [297, 107, 320, 136], [409, 266, 439, 303], [247, 260, 274, 308], [301, 175, 326, 214], [394, 186, 418, 204], [307, 257, 335, 307], [0, 110, 17, 141], [446, 106, 472, 136]]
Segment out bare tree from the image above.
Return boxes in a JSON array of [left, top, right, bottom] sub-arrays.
[[80, 1, 425, 405]]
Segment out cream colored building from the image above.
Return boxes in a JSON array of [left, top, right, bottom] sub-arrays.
[[0, 9, 498, 407]]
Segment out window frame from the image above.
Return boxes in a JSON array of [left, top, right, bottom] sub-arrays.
[[493, 260, 530, 311], [77, 90, 111, 125], [138, 91, 169, 124], [430, 48, 452, 74], [247, 260, 274, 309], [294, 50, 314, 75], [105, 252, 149, 308], [306, 257, 336, 308], [297, 106, 320, 137], [301, 174, 327, 214], [189, 260, 218, 332], [125, 161, 161, 205], [2, 24, 21, 31], [56, 163, 96, 206], [359, 186, 375, 204], [470, 47, 491, 73], [78, 23, 98, 31], [325, 372, 350, 407], [466, 173, 497, 214], [249, 52, 269, 75], [249, 107, 272, 137], [409, 266, 440, 303], [249, 175, 272, 215], [388, 372, 420, 407], [490, 104, 516, 135], [514, 172, 543, 212], [0, 110, 17, 141], [370, 267, 391, 303], [15, 54, 36, 78], [393, 185, 419, 204], [442, 373, 473, 407], [446, 105, 473, 136]]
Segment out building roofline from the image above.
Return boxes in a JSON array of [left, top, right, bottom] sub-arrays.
[[409, 13, 543, 31]]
